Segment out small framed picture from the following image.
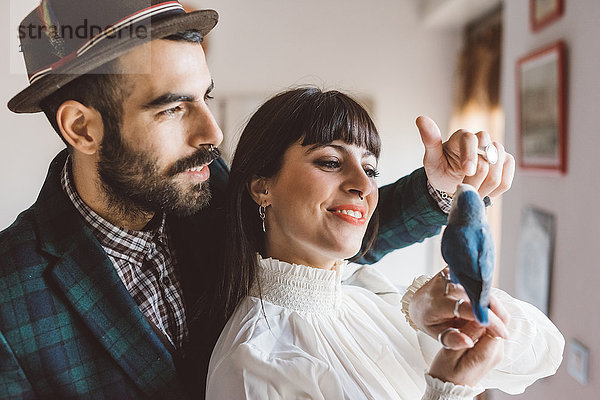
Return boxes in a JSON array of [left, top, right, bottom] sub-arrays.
[[515, 206, 555, 316], [530, 0, 564, 31], [516, 41, 567, 173]]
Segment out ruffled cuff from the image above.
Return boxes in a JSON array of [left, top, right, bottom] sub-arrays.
[[401, 275, 431, 331], [422, 373, 484, 400]]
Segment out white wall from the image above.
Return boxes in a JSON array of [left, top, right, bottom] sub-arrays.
[[493, 0, 600, 398], [1, 0, 462, 286], [1, 0, 66, 229]]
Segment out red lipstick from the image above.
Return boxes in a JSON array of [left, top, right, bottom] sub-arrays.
[[328, 204, 368, 226]]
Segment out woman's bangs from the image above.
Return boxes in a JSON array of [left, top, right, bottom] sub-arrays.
[[300, 93, 381, 158]]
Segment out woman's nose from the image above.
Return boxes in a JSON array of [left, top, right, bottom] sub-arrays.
[[344, 164, 375, 200]]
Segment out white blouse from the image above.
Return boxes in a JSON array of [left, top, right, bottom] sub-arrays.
[[206, 257, 564, 400]]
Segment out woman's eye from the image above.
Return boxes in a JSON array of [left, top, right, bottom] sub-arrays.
[[364, 167, 380, 178], [205, 93, 214, 101], [315, 159, 341, 169]]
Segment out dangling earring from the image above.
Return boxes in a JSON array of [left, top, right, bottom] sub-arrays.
[[259, 204, 266, 232], [259, 189, 268, 232]]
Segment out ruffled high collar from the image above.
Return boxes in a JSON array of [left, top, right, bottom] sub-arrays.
[[250, 256, 347, 314]]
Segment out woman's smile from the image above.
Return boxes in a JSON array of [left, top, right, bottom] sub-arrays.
[[327, 204, 368, 225]]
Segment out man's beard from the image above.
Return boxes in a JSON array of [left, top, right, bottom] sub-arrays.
[[97, 125, 221, 218]]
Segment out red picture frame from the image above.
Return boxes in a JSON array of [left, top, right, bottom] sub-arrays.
[[516, 41, 567, 173], [530, 0, 564, 31]]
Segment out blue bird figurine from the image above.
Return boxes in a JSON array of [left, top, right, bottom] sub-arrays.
[[441, 184, 494, 325]]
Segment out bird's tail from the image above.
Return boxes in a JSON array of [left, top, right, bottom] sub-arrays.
[[472, 303, 489, 326]]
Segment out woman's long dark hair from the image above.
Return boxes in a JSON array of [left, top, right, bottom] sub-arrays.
[[217, 87, 382, 320]]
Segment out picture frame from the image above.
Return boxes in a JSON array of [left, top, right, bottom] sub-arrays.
[[516, 41, 567, 173], [530, 0, 564, 31], [515, 206, 555, 316]]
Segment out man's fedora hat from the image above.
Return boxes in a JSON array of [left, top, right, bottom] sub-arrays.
[[8, 0, 218, 114]]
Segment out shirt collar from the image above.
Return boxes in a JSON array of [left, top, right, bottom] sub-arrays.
[[251, 255, 346, 314]]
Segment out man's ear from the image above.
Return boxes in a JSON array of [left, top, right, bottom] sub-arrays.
[[56, 100, 104, 155], [248, 176, 271, 206]]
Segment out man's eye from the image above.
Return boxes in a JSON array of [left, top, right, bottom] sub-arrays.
[[159, 105, 183, 117]]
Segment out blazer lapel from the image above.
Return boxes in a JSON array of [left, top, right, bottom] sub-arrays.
[[33, 151, 186, 398], [49, 237, 183, 397]]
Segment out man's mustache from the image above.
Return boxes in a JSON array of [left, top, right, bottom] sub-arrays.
[[168, 146, 221, 176]]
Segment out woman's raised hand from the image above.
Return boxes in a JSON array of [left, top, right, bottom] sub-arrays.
[[416, 115, 515, 197]]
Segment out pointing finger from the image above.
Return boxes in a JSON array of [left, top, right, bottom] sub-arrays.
[[416, 116, 444, 165]]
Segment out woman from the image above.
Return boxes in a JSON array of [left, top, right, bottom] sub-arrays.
[[207, 88, 563, 399]]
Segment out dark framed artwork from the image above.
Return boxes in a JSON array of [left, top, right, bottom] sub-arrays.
[[530, 0, 564, 31], [516, 41, 567, 173], [515, 206, 555, 316]]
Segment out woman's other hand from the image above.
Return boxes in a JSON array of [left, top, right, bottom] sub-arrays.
[[408, 269, 510, 349], [428, 333, 504, 387]]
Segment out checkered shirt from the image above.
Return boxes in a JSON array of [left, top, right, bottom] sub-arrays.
[[426, 182, 493, 213], [427, 181, 453, 214], [60, 157, 188, 349]]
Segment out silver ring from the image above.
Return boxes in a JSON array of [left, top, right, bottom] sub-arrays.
[[477, 143, 498, 165], [440, 270, 452, 296], [453, 298, 465, 318], [438, 327, 460, 350]]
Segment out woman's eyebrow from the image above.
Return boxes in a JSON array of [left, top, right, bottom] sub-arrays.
[[305, 143, 343, 154], [306, 143, 375, 158]]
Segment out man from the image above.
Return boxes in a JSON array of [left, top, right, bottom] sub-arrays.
[[0, 0, 514, 398]]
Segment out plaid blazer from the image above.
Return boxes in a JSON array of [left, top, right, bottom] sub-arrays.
[[0, 150, 446, 399], [0, 150, 229, 399]]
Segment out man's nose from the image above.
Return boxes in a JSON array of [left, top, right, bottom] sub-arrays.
[[187, 103, 223, 149]]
